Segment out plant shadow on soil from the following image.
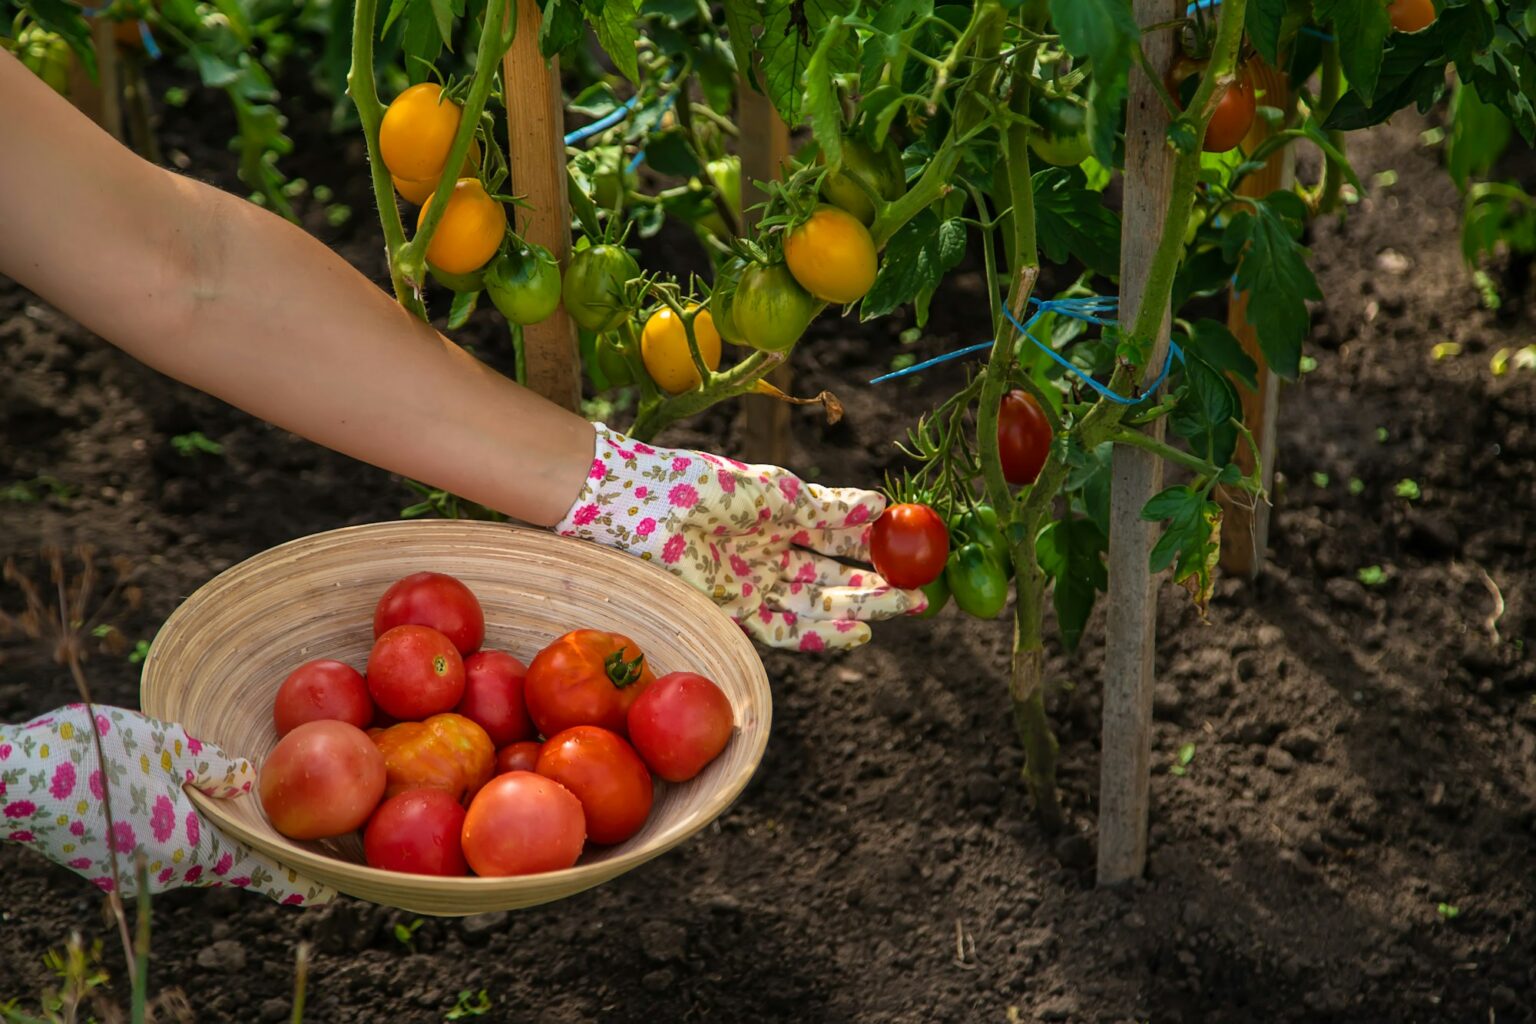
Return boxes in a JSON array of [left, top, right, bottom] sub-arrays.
[[2, 64, 1535, 1023]]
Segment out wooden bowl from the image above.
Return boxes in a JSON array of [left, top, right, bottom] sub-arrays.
[[139, 520, 771, 916]]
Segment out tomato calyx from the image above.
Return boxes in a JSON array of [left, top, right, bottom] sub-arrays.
[[603, 648, 648, 689]]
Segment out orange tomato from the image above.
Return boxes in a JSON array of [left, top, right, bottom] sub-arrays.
[[1388, 0, 1435, 32], [640, 305, 722, 393], [391, 141, 483, 206], [371, 712, 495, 805], [380, 82, 463, 183], [784, 205, 878, 305], [417, 179, 506, 276]]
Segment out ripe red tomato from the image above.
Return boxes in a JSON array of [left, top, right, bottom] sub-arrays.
[[626, 672, 734, 783], [870, 503, 949, 588], [272, 659, 372, 736], [535, 726, 653, 845], [373, 572, 485, 656], [461, 771, 587, 876], [259, 721, 386, 840], [367, 625, 466, 720], [456, 651, 532, 747], [524, 630, 655, 737], [998, 389, 1052, 486], [372, 713, 496, 804], [363, 788, 468, 876], [495, 741, 543, 775], [1166, 57, 1256, 154], [1388, 0, 1435, 32]]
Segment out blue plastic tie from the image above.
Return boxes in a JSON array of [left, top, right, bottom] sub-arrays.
[[1185, 1, 1334, 42], [562, 94, 642, 147], [139, 21, 161, 59]]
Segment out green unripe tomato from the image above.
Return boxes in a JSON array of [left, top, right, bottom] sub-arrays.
[[484, 243, 561, 326], [1028, 94, 1093, 167], [731, 263, 818, 353], [562, 244, 640, 333], [914, 574, 951, 619], [945, 543, 1009, 619], [820, 138, 906, 226]]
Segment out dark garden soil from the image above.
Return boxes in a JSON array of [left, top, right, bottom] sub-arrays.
[[3, 62, 1535, 1024]]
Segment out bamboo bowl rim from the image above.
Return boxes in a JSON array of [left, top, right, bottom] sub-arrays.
[[139, 520, 772, 915]]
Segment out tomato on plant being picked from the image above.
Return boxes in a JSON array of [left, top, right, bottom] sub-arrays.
[[784, 205, 879, 305], [946, 543, 1009, 619], [272, 659, 372, 736], [523, 629, 655, 737], [456, 650, 533, 747], [870, 503, 949, 589], [461, 771, 587, 877], [368, 625, 466, 720], [1165, 57, 1256, 154], [259, 720, 386, 840], [485, 243, 562, 326], [626, 672, 734, 783], [363, 788, 468, 876], [374, 571, 485, 656], [536, 726, 654, 845], [998, 389, 1052, 486], [373, 713, 496, 804], [731, 263, 818, 353], [495, 741, 543, 775]]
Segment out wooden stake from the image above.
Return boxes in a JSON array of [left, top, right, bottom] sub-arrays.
[[1218, 60, 1292, 578], [66, 19, 123, 141], [735, 84, 793, 464], [502, 0, 581, 411], [1097, 0, 1179, 887]]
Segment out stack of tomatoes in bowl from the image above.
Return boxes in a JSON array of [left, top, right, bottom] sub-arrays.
[[259, 571, 734, 878]]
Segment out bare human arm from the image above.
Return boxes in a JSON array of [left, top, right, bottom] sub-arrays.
[[0, 49, 593, 528]]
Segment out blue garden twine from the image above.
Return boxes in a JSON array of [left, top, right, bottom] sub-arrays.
[[870, 294, 1184, 406], [563, 82, 678, 176], [1186, 0, 1334, 41]]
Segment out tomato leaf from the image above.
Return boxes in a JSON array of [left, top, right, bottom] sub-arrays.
[[1447, 79, 1514, 188], [643, 128, 702, 176], [861, 210, 967, 324], [1036, 518, 1108, 653], [585, 0, 641, 83], [1177, 319, 1257, 391], [447, 288, 479, 330], [915, 218, 968, 326], [1246, 0, 1309, 66], [1170, 354, 1239, 465], [1141, 485, 1221, 602], [1171, 241, 1234, 310], [1033, 167, 1122, 277], [1314, 0, 1391, 103], [539, 0, 587, 58], [722, 0, 764, 90], [805, 17, 847, 169], [1221, 190, 1320, 380], [1064, 439, 1114, 538], [758, 0, 855, 123], [1049, 0, 1138, 166]]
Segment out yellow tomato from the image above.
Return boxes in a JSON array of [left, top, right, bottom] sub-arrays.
[[392, 141, 483, 206], [784, 205, 878, 305], [380, 83, 463, 183], [417, 179, 506, 276], [641, 305, 722, 394]]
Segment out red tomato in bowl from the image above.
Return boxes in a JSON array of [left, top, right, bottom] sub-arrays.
[[259, 721, 386, 840], [536, 726, 653, 845], [367, 625, 465, 720], [869, 503, 949, 588], [456, 651, 532, 747], [998, 389, 1051, 486], [524, 630, 655, 737], [272, 659, 372, 736], [461, 772, 587, 876], [363, 788, 468, 876], [626, 672, 734, 783], [373, 571, 485, 655], [495, 741, 543, 775], [372, 713, 495, 804]]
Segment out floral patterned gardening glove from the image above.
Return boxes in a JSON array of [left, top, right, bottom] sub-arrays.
[[554, 424, 924, 651], [0, 703, 334, 906]]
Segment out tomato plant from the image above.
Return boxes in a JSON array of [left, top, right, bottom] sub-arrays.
[[626, 673, 734, 783], [272, 659, 372, 736], [367, 625, 466, 721], [364, 788, 468, 876], [523, 629, 655, 737], [535, 726, 653, 845], [372, 712, 496, 805], [374, 571, 485, 656], [460, 771, 587, 876], [258, 720, 386, 840]]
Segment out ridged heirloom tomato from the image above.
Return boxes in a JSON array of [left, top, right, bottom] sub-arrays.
[[524, 629, 656, 737], [998, 389, 1052, 486], [536, 726, 653, 845], [259, 721, 386, 840], [626, 672, 734, 783], [870, 503, 950, 589], [272, 659, 372, 736], [562, 244, 641, 333], [461, 772, 587, 876], [367, 625, 466, 720], [784, 205, 879, 305], [418, 179, 506, 276], [732, 263, 818, 353], [380, 83, 463, 183], [374, 571, 485, 656], [364, 788, 468, 876], [1388, 0, 1435, 32], [372, 713, 495, 804], [641, 305, 722, 394]]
